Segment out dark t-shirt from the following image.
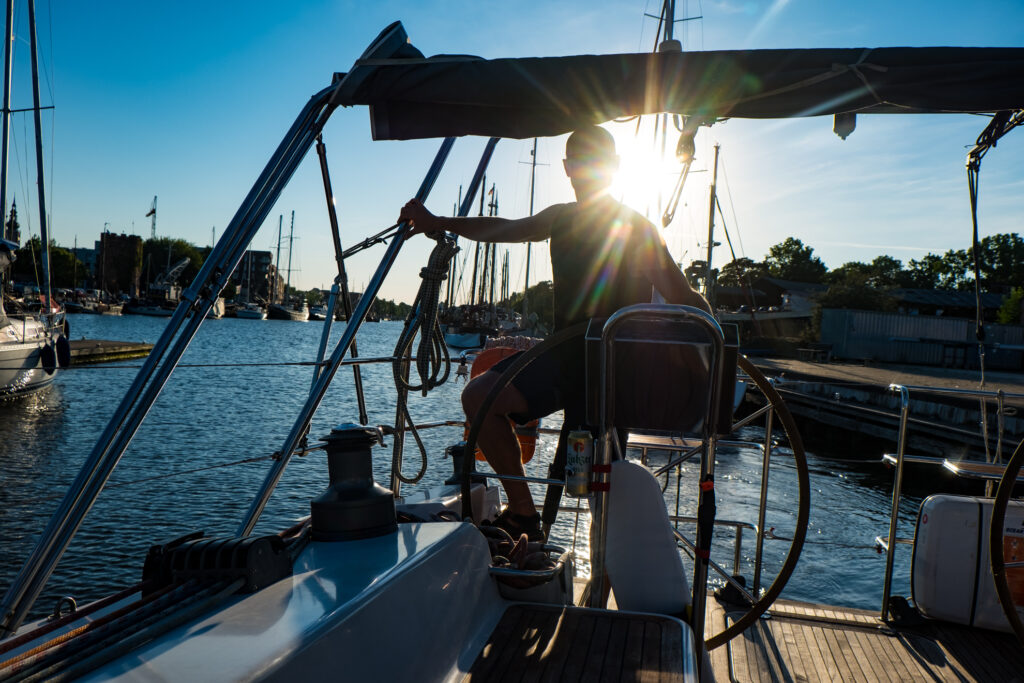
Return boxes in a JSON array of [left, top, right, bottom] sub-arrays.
[[549, 196, 665, 331]]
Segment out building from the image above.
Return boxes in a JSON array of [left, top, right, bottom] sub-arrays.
[[97, 233, 143, 296], [231, 250, 274, 302], [72, 247, 97, 288]]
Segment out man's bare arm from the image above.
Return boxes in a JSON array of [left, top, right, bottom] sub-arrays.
[[642, 224, 713, 315], [400, 199, 562, 243]]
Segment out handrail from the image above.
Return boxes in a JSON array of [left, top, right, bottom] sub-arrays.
[[880, 383, 910, 621], [590, 303, 725, 657]]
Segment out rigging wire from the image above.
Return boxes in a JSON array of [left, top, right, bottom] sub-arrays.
[[965, 109, 1024, 465]]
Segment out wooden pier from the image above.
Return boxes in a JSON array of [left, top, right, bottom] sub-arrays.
[[705, 595, 1024, 682], [68, 339, 153, 364], [745, 357, 1024, 461]]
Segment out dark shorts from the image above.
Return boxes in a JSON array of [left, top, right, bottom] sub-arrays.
[[488, 335, 586, 427]]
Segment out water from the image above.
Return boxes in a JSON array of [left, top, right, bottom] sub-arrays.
[[0, 314, 921, 622]]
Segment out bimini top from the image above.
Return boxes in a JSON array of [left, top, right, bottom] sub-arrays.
[[330, 22, 1024, 140]]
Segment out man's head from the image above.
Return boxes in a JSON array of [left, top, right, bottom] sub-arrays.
[[563, 125, 618, 199]]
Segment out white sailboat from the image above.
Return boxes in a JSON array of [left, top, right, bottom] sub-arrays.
[[0, 0, 66, 398]]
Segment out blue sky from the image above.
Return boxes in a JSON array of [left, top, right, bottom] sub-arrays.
[[8, 0, 1024, 301]]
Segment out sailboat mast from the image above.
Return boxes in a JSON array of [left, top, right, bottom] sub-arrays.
[[274, 215, 282, 304], [523, 138, 537, 319], [0, 0, 12, 232], [470, 174, 484, 306], [487, 185, 497, 309], [285, 210, 295, 299], [703, 143, 720, 305], [28, 0, 51, 309]]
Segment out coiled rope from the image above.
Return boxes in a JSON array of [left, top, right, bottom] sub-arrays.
[[390, 234, 460, 484]]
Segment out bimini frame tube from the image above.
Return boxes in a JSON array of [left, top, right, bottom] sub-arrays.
[[238, 136, 456, 537], [0, 84, 338, 637]]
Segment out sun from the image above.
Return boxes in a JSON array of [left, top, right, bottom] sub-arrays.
[[606, 119, 684, 220]]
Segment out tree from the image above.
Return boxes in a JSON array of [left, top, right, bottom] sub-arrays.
[[10, 237, 85, 289], [718, 257, 769, 287], [828, 255, 909, 289], [141, 238, 205, 288], [973, 233, 1024, 294], [505, 280, 554, 332], [904, 254, 944, 289], [998, 287, 1024, 325], [764, 238, 827, 283]]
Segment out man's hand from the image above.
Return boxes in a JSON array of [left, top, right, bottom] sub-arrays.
[[399, 198, 442, 237]]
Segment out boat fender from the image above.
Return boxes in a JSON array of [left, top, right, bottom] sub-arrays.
[[62, 317, 70, 337], [40, 343, 57, 374], [56, 335, 71, 368], [465, 346, 539, 463]]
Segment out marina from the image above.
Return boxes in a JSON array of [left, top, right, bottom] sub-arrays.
[[1, 5, 1024, 682]]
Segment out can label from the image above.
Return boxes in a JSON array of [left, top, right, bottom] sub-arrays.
[[565, 429, 593, 497]]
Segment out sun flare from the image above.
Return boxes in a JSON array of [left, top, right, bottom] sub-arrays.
[[606, 120, 685, 221]]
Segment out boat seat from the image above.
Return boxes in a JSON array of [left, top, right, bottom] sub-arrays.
[[605, 459, 691, 615], [464, 603, 696, 681]]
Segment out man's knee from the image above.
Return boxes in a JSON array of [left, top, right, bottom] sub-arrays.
[[462, 372, 527, 419], [462, 374, 494, 417]]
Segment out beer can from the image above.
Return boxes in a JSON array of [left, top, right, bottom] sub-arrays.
[[565, 429, 593, 497]]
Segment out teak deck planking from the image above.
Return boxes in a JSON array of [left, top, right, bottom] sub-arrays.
[[706, 596, 1024, 682]]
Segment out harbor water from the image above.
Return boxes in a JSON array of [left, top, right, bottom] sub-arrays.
[[0, 314, 922, 623]]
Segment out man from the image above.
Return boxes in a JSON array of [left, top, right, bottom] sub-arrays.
[[400, 125, 710, 541]]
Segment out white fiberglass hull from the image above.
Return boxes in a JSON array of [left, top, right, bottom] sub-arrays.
[[0, 318, 57, 398]]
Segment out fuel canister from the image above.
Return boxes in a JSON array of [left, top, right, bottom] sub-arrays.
[[565, 429, 593, 497]]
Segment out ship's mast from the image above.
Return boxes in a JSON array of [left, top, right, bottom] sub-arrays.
[[469, 175, 484, 306], [523, 138, 537, 320], [0, 0, 13, 234], [28, 0, 51, 310], [273, 215, 282, 304], [285, 210, 295, 300]]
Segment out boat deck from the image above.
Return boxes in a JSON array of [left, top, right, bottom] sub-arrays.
[[705, 596, 1024, 682], [464, 603, 692, 682]]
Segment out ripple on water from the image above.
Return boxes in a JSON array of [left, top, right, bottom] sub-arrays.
[[1, 315, 920, 620]]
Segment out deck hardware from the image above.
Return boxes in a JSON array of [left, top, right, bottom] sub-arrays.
[[48, 596, 76, 621]]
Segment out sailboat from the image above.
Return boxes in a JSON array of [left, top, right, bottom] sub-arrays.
[[267, 211, 309, 321], [0, 0, 67, 398], [234, 251, 267, 319]]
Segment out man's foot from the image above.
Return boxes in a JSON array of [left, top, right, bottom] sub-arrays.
[[482, 509, 545, 543]]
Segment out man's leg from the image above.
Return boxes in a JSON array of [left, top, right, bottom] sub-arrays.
[[462, 370, 536, 516]]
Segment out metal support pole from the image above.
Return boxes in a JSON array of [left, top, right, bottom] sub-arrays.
[[237, 137, 456, 537], [881, 384, 910, 621], [752, 387, 775, 595], [313, 135, 367, 424], [0, 84, 338, 637]]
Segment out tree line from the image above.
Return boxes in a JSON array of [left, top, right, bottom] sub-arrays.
[[713, 233, 1024, 324]]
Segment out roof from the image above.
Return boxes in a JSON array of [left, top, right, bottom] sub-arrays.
[[890, 288, 1005, 309], [330, 23, 1024, 140]]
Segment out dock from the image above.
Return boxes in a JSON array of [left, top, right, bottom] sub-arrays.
[[69, 339, 153, 364], [744, 357, 1024, 461], [749, 357, 1024, 401], [705, 595, 1024, 682]]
